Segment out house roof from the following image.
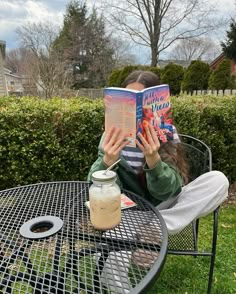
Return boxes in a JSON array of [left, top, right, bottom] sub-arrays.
[[4, 68, 22, 79], [209, 53, 225, 68]]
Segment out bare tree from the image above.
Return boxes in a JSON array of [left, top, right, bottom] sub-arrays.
[[169, 37, 221, 62], [5, 48, 31, 75], [100, 0, 222, 66], [5, 48, 38, 95], [111, 37, 137, 67], [16, 22, 70, 98]]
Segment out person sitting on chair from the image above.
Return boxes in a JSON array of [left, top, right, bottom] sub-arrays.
[[88, 70, 229, 234], [87, 70, 229, 293]]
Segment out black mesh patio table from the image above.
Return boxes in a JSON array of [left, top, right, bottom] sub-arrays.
[[0, 181, 168, 294]]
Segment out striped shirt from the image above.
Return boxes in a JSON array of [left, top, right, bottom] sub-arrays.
[[121, 126, 180, 172]]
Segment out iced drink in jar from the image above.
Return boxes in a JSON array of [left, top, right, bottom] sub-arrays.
[[89, 170, 121, 230]]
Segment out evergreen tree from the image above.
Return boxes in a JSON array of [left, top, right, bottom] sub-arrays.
[[161, 63, 184, 95], [54, 0, 114, 88], [83, 9, 114, 88], [56, 0, 87, 47], [208, 59, 231, 92], [182, 60, 210, 94], [221, 19, 236, 62]]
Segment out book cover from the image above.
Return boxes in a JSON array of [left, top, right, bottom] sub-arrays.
[[104, 84, 173, 147]]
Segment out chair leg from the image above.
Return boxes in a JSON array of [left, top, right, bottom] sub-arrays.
[[207, 208, 219, 294], [193, 219, 199, 258]]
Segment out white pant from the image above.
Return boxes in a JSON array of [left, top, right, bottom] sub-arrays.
[[158, 170, 229, 235], [100, 171, 229, 293]]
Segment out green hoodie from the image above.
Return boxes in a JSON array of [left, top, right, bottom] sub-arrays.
[[87, 135, 183, 206]]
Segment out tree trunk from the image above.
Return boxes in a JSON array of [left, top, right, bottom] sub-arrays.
[[151, 45, 158, 67]]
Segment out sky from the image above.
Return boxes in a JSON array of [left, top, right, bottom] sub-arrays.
[[0, 0, 235, 63]]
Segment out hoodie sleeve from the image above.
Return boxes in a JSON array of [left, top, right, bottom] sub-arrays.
[[144, 159, 183, 202]]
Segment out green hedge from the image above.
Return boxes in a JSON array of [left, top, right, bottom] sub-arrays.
[[0, 95, 235, 190], [0, 97, 104, 190], [172, 95, 236, 182]]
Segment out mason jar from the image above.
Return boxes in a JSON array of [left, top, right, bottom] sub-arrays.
[[89, 170, 121, 230]]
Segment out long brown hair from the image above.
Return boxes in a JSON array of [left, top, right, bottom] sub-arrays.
[[124, 70, 189, 185], [159, 142, 189, 185]]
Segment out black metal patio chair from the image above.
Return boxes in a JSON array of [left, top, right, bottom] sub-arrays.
[[167, 134, 218, 294]]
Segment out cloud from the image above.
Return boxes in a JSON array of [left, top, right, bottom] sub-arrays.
[[0, 3, 27, 20], [0, 1, 64, 21], [24, 1, 64, 23], [0, 0, 65, 48], [0, 0, 98, 49], [35, 0, 69, 10]]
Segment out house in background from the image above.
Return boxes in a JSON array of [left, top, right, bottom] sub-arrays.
[[0, 40, 8, 97], [0, 40, 24, 96], [4, 68, 24, 96], [209, 53, 236, 74]]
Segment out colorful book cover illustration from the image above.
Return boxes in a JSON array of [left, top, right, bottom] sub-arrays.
[[104, 84, 173, 147]]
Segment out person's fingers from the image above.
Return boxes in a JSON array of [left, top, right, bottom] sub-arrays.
[[136, 139, 145, 151], [103, 130, 128, 156], [144, 124, 155, 146], [149, 124, 160, 147], [119, 139, 130, 150], [109, 132, 129, 153], [110, 128, 126, 147], [137, 132, 149, 149], [103, 126, 115, 146], [116, 132, 130, 145], [103, 127, 122, 148]]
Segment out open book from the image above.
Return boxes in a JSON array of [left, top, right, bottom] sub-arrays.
[[104, 84, 173, 147]]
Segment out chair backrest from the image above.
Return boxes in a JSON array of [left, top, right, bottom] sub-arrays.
[[178, 134, 212, 182], [168, 134, 212, 251]]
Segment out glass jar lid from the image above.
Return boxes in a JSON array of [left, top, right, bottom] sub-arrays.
[[91, 170, 117, 182]]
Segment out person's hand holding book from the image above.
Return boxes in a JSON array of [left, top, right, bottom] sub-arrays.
[[136, 123, 161, 169], [102, 126, 129, 167]]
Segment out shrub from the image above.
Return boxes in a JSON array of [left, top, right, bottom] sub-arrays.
[[208, 59, 232, 92], [107, 65, 163, 87], [0, 97, 104, 190], [161, 63, 184, 95], [0, 95, 235, 190], [172, 95, 236, 182], [182, 60, 211, 94], [142, 66, 163, 80], [107, 68, 123, 87], [117, 65, 140, 86]]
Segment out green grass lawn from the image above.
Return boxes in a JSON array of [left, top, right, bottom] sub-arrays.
[[148, 204, 236, 294]]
